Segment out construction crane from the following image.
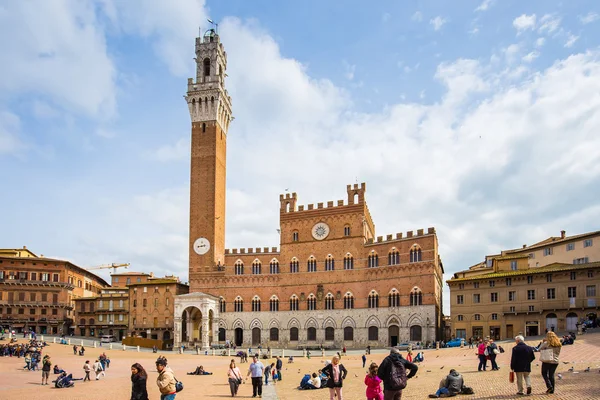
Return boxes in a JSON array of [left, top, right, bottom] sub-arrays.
[[85, 263, 130, 275]]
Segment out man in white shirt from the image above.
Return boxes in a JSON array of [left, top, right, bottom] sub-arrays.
[[246, 355, 265, 398]]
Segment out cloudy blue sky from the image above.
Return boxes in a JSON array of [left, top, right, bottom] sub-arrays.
[[2, 0, 600, 313]]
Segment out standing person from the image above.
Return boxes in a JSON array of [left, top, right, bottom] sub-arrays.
[[510, 335, 535, 396], [155, 356, 177, 400], [73, 345, 78, 355], [264, 363, 273, 385], [538, 331, 562, 394], [227, 359, 243, 397], [41, 355, 51, 385], [477, 339, 488, 371], [275, 356, 283, 381], [377, 347, 418, 400], [83, 360, 92, 382], [131, 363, 149, 400], [487, 339, 499, 371], [468, 337, 473, 349], [245, 354, 264, 398], [362, 353, 367, 368], [322, 355, 348, 400], [93, 359, 104, 380], [364, 362, 383, 400]]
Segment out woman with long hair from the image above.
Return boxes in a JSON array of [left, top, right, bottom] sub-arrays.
[[538, 331, 562, 394], [364, 362, 383, 400], [322, 355, 348, 400], [131, 362, 149, 400], [227, 359, 243, 397]]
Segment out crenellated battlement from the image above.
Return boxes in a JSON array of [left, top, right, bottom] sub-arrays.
[[366, 227, 436, 245], [225, 247, 279, 255], [280, 183, 367, 215]]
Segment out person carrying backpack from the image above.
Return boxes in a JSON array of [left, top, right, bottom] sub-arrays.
[[377, 347, 418, 400]]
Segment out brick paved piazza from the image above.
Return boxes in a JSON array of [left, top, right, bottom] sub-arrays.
[[1, 332, 600, 399]]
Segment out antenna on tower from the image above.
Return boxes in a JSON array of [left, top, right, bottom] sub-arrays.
[[207, 18, 218, 34]]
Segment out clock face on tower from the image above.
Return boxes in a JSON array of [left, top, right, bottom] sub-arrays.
[[193, 237, 210, 255], [312, 222, 330, 240]]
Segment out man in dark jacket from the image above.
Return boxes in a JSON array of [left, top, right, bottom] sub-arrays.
[[377, 347, 418, 400], [510, 335, 535, 395], [428, 369, 465, 398]]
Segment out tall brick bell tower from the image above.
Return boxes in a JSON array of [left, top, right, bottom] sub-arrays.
[[186, 29, 232, 291]]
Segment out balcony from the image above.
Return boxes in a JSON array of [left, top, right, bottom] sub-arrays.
[[0, 279, 74, 290], [0, 300, 72, 309], [502, 297, 599, 314]]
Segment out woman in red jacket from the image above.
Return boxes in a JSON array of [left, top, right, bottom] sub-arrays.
[[364, 362, 383, 400]]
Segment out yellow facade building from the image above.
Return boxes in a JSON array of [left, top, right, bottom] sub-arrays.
[[448, 230, 600, 340]]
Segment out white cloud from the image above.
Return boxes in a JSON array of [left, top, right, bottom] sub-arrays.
[[513, 14, 537, 32], [522, 51, 540, 63], [430, 16, 447, 31], [535, 37, 546, 47], [382, 12, 391, 23], [411, 11, 423, 22], [580, 12, 599, 25], [95, 128, 117, 139], [0, 111, 23, 155], [565, 33, 579, 48], [475, 0, 494, 12], [153, 137, 190, 162], [32, 101, 60, 119], [100, 0, 208, 77], [504, 43, 521, 62], [0, 1, 117, 118], [343, 60, 356, 80], [537, 14, 561, 34], [469, 27, 480, 35]]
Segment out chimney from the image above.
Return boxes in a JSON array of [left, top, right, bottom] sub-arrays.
[[560, 230, 566, 239], [522, 244, 526, 248]]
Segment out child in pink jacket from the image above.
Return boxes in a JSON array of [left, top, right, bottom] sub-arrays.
[[364, 362, 383, 400]]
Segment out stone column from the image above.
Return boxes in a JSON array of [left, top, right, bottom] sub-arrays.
[[174, 317, 182, 348], [201, 316, 210, 350], [187, 321, 194, 342]]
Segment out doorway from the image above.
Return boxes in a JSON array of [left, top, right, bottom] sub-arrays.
[[545, 313, 557, 332], [526, 325, 539, 336], [252, 327, 261, 346], [566, 312, 578, 331], [472, 326, 483, 340], [490, 326, 500, 340], [388, 325, 399, 346], [506, 324, 513, 339], [235, 328, 243, 346], [410, 325, 422, 341]]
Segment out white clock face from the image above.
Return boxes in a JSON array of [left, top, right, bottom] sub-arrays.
[[193, 237, 210, 255], [312, 222, 330, 240]]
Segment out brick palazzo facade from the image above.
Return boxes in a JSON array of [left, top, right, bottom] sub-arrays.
[[174, 30, 444, 350], [0, 247, 108, 334]]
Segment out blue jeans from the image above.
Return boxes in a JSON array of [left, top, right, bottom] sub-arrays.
[[160, 394, 176, 400], [435, 388, 450, 397], [478, 355, 487, 371]]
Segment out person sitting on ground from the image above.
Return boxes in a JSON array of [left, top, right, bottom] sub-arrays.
[[414, 352, 424, 363], [54, 365, 65, 374], [428, 369, 470, 398], [187, 365, 213, 375], [55, 372, 75, 388], [288, 355, 294, 363]]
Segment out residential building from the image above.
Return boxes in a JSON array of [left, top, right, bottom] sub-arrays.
[[0, 246, 109, 334], [448, 230, 600, 340]]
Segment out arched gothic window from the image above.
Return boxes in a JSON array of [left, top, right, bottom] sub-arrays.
[[388, 289, 400, 307], [344, 254, 354, 270], [252, 297, 261, 312], [289, 295, 299, 311], [344, 293, 354, 309], [234, 261, 244, 275], [269, 296, 279, 312], [368, 291, 379, 308], [203, 58, 210, 77], [410, 288, 423, 306], [344, 225, 351, 236], [234, 297, 243, 312], [325, 293, 335, 310], [325, 256, 335, 271], [307, 257, 317, 272], [290, 258, 299, 273], [388, 249, 400, 265], [219, 297, 226, 313], [269, 260, 280, 274], [252, 260, 262, 275], [368, 252, 379, 268], [410, 247, 422, 263], [307, 294, 316, 311]]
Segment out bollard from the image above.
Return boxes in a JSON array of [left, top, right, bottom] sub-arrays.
[[212, 349, 215, 356], [282, 349, 285, 358], [460, 339, 464, 348], [109, 343, 113, 350], [196, 348, 200, 355], [41, 335, 44, 341], [53, 337, 56, 344], [436, 341, 440, 350], [68, 339, 71, 345], [81, 339, 84, 346], [228, 348, 231, 357], [93, 341, 97, 348], [123, 344, 127, 351], [321, 349, 325, 358], [302, 348, 307, 358], [137, 346, 140, 352]]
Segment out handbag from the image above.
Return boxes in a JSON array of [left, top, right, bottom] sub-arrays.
[[509, 371, 515, 383], [493, 348, 500, 355], [540, 349, 554, 363], [175, 378, 184, 392]]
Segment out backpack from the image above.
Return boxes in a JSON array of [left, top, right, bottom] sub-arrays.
[[389, 360, 408, 390]]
